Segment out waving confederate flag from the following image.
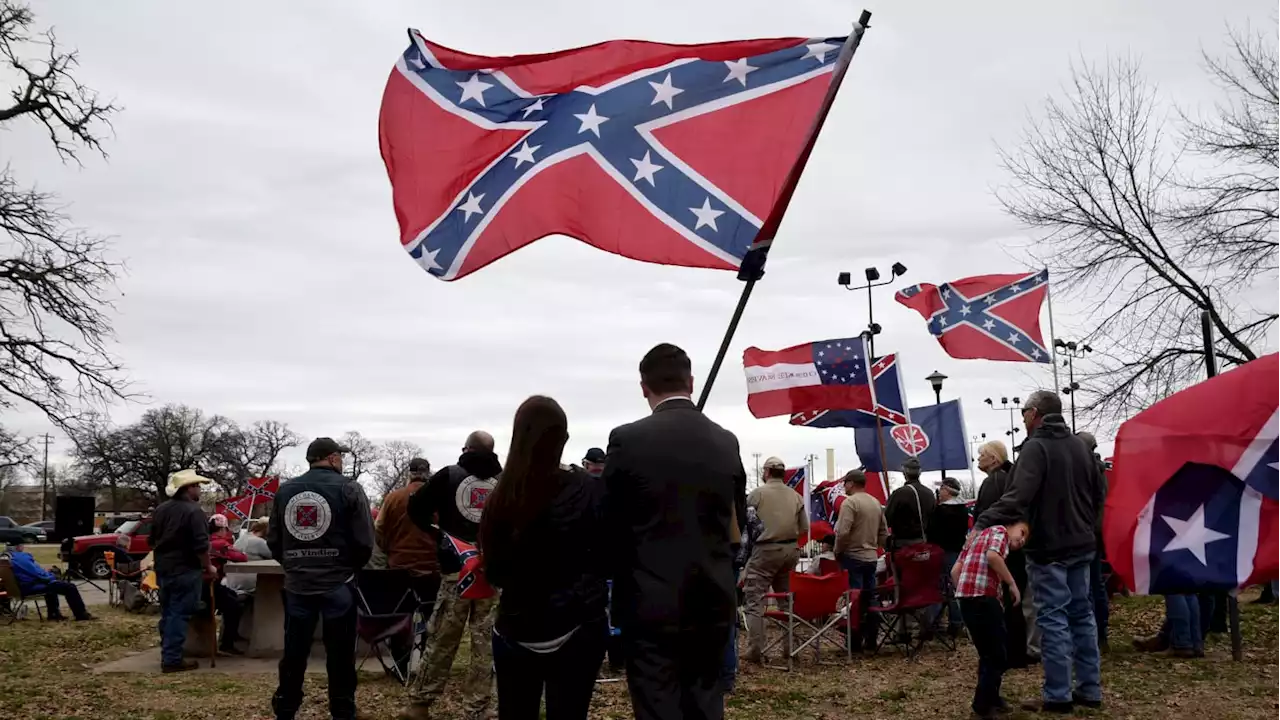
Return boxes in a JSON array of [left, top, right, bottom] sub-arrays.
[[895, 271, 1051, 363], [1106, 353, 1279, 594], [743, 336, 875, 418], [379, 30, 859, 280]]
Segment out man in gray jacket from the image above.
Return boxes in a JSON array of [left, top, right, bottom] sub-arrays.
[[268, 437, 375, 720]]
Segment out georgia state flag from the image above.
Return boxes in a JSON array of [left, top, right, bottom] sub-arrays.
[[1106, 353, 1279, 594]]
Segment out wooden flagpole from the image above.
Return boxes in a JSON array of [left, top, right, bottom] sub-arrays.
[[697, 11, 873, 410]]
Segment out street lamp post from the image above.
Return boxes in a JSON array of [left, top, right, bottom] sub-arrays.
[[1053, 339, 1093, 432], [838, 262, 907, 358], [926, 371, 948, 482], [984, 396, 1023, 458]]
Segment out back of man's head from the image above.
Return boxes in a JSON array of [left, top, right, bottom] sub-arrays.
[[843, 469, 867, 490], [1076, 431, 1098, 452], [639, 343, 693, 399], [1026, 390, 1063, 417], [464, 431, 495, 454]]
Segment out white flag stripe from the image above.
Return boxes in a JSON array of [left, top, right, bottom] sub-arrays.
[[744, 362, 821, 393]]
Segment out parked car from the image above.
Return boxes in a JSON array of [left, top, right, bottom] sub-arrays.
[[61, 517, 152, 580], [0, 516, 46, 545], [97, 514, 140, 535], [20, 519, 58, 543]]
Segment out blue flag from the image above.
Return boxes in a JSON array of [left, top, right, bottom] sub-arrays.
[[854, 400, 970, 473]]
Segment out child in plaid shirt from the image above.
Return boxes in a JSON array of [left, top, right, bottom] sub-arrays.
[[952, 520, 1030, 719]]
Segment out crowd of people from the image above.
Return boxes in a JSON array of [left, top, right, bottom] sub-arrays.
[[9, 342, 1270, 720]]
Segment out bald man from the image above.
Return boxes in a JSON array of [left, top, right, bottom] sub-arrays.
[[403, 430, 502, 720]]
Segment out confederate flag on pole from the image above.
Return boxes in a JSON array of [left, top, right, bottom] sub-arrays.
[[379, 30, 858, 280], [742, 336, 875, 419], [895, 271, 1051, 363]]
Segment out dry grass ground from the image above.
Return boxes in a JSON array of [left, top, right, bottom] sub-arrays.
[[0, 590, 1274, 719]]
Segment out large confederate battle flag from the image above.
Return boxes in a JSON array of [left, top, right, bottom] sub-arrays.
[[895, 271, 1051, 363], [1106, 353, 1279, 594], [379, 30, 856, 280]]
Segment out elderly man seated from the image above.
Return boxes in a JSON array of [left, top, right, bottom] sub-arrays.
[[7, 543, 95, 621]]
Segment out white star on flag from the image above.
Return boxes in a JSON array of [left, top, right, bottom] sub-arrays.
[[574, 104, 609, 137], [1162, 504, 1231, 566], [984, 295, 998, 306], [408, 53, 426, 71], [959, 305, 971, 316], [648, 73, 684, 109], [1009, 283, 1021, 292], [510, 142, 540, 167], [723, 58, 757, 87], [521, 97, 545, 119], [1007, 333, 1020, 345], [690, 198, 724, 231], [456, 73, 493, 106], [804, 41, 839, 63], [982, 319, 996, 330], [457, 192, 485, 222], [419, 246, 443, 272], [630, 151, 664, 186]]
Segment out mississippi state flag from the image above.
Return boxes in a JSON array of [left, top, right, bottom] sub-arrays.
[[743, 336, 874, 418], [379, 30, 856, 280], [896, 271, 1051, 363], [1106, 353, 1279, 594]]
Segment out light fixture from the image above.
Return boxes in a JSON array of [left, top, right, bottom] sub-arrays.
[[837, 271, 851, 286], [864, 266, 880, 282], [891, 262, 907, 277], [926, 371, 948, 393]]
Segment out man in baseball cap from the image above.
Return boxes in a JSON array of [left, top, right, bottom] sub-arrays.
[[304, 437, 351, 464], [582, 447, 606, 477], [150, 469, 217, 673], [741, 456, 808, 663]]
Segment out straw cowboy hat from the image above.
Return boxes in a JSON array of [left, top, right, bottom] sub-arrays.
[[166, 469, 213, 497]]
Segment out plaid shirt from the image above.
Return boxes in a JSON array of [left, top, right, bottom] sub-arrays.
[[954, 526, 1010, 599]]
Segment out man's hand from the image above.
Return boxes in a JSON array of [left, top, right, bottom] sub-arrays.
[[1008, 582, 1021, 607], [204, 563, 218, 579]]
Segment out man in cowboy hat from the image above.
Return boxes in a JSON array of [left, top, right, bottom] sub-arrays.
[[149, 469, 217, 674]]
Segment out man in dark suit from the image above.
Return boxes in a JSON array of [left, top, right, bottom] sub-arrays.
[[603, 343, 748, 720]]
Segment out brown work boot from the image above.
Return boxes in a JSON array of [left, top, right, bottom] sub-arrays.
[[1132, 633, 1168, 653], [397, 702, 433, 720], [162, 659, 199, 674]]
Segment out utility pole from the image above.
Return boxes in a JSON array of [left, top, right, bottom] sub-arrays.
[[751, 452, 762, 490], [39, 433, 52, 521]]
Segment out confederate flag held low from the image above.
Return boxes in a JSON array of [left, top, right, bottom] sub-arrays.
[[743, 336, 875, 419], [379, 30, 858, 280], [1106, 353, 1279, 594], [895, 270, 1051, 363]]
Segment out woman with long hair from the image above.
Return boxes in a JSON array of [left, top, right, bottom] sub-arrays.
[[480, 396, 608, 720]]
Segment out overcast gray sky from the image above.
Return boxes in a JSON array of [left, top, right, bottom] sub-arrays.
[[6, 0, 1276, 487]]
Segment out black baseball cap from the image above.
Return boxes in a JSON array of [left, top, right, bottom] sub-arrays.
[[940, 477, 962, 493], [584, 447, 606, 463], [408, 458, 431, 473], [306, 437, 351, 463]]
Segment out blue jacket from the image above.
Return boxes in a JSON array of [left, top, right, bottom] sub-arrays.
[[9, 551, 54, 592]]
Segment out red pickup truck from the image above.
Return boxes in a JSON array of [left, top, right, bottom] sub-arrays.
[[60, 517, 153, 580]]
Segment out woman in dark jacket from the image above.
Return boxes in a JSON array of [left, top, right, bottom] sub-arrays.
[[480, 396, 608, 720], [974, 441, 1033, 667]]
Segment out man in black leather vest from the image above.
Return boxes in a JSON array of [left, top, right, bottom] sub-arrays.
[[268, 437, 374, 720]]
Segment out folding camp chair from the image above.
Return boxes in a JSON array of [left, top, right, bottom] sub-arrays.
[[763, 570, 854, 671], [355, 569, 420, 685], [0, 556, 44, 623], [870, 543, 954, 658]]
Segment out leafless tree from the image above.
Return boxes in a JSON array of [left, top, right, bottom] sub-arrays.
[[209, 419, 301, 495], [367, 439, 424, 500], [340, 431, 380, 486], [998, 41, 1277, 424], [0, 423, 32, 472], [0, 2, 128, 429]]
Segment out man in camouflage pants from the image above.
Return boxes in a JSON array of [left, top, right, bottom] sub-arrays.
[[401, 574, 497, 720]]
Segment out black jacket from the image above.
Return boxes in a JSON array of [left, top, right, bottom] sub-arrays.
[[484, 467, 608, 643], [927, 500, 970, 553], [974, 462, 1013, 520], [149, 497, 209, 577], [602, 398, 747, 631], [885, 481, 936, 542], [268, 467, 375, 595], [975, 415, 1106, 563], [407, 450, 502, 548]]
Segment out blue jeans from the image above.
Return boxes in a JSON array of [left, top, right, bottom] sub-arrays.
[[1089, 555, 1109, 645], [273, 584, 358, 720], [1028, 553, 1102, 704], [1165, 594, 1202, 652], [839, 556, 879, 650], [157, 569, 203, 667]]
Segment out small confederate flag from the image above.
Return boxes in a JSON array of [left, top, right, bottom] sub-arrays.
[[247, 476, 280, 499], [216, 494, 254, 521], [784, 466, 807, 496], [439, 531, 496, 600], [895, 271, 1051, 363]]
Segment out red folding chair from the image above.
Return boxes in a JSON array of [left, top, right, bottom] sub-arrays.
[[869, 543, 952, 658], [763, 570, 853, 671]]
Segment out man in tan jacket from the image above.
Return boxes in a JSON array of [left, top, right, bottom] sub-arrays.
[[835, 469, 887, 651], [741, 457, 808, 663]]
